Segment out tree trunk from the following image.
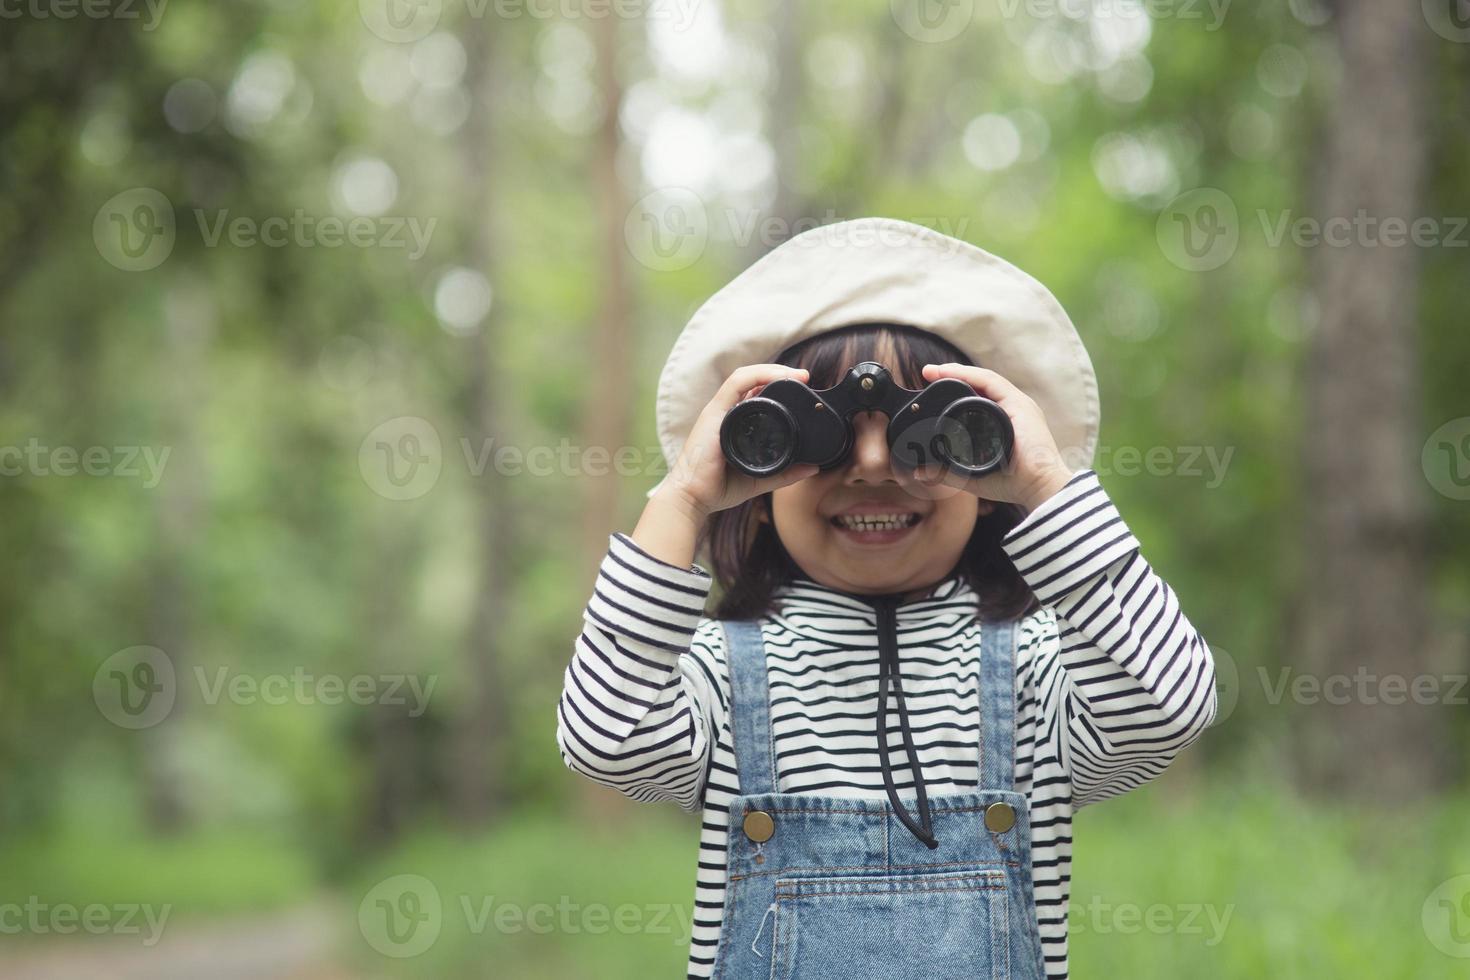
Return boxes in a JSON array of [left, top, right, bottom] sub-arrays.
[[1296, 0, 1444, 797], [578, 9, 634, 585], [141, 286, 212, 832], [447, 21, 511, 829], [765, 0, 804, 239], [570, 7, 641, 829], [360, 512, 425, 844]]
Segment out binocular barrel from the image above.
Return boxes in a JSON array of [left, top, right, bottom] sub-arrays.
[[720, 361, 1013, 480]]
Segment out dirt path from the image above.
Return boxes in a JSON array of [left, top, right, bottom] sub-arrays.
[[0, 901, 358, 980]]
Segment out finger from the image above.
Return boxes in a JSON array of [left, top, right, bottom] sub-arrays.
[[921, 363, 1027, 404], [715, 364, 809, 408]]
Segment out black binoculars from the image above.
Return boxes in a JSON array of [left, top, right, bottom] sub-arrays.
[[720, 361, 1013, 479]]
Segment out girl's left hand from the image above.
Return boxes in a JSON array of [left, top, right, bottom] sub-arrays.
[[913, 362, 1076, 515]]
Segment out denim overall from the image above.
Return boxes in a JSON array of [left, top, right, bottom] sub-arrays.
[[710, 615, 1048, 980]]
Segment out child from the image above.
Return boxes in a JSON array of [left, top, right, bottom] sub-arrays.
[[556, 218, 1217, 980]]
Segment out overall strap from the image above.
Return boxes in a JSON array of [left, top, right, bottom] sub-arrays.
[[976, 617, 1018, 792], [721, 619, 778, 797]]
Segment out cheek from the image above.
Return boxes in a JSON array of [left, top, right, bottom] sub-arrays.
[[769, 487, 821, 535], [771, 477, 839, 522], [929, 498, 980, 537]]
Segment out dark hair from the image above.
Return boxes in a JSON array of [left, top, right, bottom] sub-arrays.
[[697, 323, 1039, 622]]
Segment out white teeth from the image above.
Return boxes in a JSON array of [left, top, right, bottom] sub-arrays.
[[834, 513, 919, 532]]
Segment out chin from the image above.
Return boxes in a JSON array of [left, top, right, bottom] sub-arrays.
[[832, 564, 921, 593]]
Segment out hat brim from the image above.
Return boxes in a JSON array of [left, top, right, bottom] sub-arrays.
[[647, 217, 1099, 500]]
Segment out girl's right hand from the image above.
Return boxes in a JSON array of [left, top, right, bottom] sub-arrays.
[[656, 364, 821, 522]]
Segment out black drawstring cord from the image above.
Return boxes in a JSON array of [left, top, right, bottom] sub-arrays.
[[873, 595, 939, 849]]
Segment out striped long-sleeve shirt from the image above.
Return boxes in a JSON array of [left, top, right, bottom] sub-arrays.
[[555, 468, 1218, 979]]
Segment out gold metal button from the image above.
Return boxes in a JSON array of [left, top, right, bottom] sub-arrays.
[[743, 810, 775, 843], [984, 802, 1016, 833]]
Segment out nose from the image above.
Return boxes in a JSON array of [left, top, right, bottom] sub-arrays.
[[843, 411, 896, 484]]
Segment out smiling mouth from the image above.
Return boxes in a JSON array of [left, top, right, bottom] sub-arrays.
[[829, 512, 922, 533], [829, 511, 922, 546]]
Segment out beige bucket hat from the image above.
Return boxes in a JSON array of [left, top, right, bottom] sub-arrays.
[[646, 217, 1099, 499]]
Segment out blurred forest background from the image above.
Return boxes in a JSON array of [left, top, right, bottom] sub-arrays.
[[2, 0, 1468, 977]]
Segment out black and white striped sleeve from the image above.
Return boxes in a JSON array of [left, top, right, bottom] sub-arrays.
[[555, 531, 723, 813], [1001, 469, 1218, 808]]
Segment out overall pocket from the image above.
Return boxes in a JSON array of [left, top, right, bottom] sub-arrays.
[[769, 867, 1009, 980]]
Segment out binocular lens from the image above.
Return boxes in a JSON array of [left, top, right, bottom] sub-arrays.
[[723, 400, 796, 475], [937, 401, 1011, 473]]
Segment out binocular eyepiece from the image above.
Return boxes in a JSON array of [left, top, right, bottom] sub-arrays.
[[719, 361, 1013, 479]]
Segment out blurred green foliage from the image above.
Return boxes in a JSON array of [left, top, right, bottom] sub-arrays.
[[0, 0, 1467, 975]]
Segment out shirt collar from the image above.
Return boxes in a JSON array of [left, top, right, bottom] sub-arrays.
[[769, 570, 977, 637]]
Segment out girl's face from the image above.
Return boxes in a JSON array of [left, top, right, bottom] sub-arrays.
[[761, 340, 995, 597]]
